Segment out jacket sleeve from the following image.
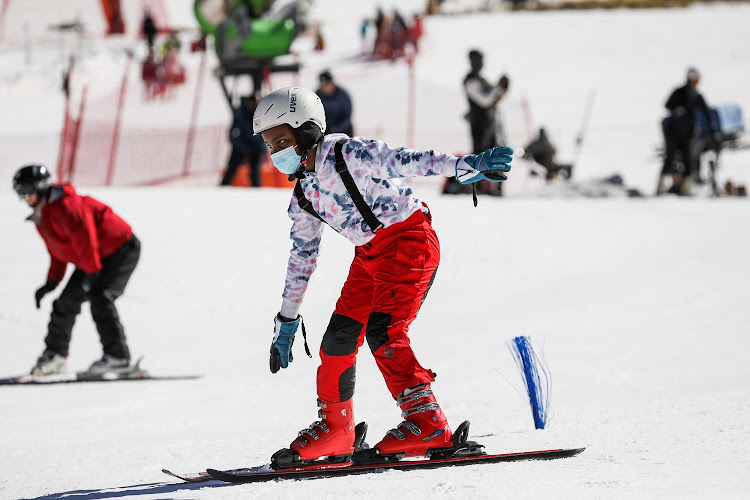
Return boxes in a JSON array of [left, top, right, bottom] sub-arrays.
[[61, 197, 103, 275], [696, 94, 719, 132], [47, 256, 67, 282], [279, 195, 325, 319], [465, 78, 504, 109], [350, 139, 459, 180], [665, 88, 681, 113]]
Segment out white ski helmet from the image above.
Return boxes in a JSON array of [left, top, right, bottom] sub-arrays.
[[253, 86, 326, 136]]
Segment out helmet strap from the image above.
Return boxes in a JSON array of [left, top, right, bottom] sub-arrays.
[[292, 150, 309, 180]]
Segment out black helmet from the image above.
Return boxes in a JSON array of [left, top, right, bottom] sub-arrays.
[[13, 164, 52, 198]]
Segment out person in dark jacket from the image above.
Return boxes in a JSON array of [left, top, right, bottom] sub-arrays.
[[142, 9, 157, 50], [464, 50, 507, 155], [316, 70, 354, 137], [13, 165, 141, 376], [659, 67, 720, 195], [220, 95, 268, 186]]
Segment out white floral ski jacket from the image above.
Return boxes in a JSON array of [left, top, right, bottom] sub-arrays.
[[279, 134, 462, 318]]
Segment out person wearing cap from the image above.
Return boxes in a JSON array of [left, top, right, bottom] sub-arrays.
[[315, 70, 354, 137], [659, 67, 721, 195], [12, 165, 141, 377]]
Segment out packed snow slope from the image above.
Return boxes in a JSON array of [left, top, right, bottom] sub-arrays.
[[2, 188, 750, 499], [1, 1, 750, 499]]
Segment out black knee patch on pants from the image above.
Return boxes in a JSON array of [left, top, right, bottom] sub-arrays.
[[321, 314, 363, 356], [366, 312, 392, 353], [338, 365, 356, 401]]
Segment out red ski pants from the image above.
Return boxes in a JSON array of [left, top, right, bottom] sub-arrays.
[[317, 209, 440, 402]]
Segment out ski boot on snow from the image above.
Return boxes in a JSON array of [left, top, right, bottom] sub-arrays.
[[85, 354, 131, 376], [31, 350, 67, 376], [271, 398, 368, 469], [353, 420, 485, 465], [352, 384, 485, 465], [376, 384, 453, 456]]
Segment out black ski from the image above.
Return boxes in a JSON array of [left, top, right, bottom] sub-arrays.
[[204, 447, 585, 483], [188, 421, 584, 484], [0, 358, 201, 386]]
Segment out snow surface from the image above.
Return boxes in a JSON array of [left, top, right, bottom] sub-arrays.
[[1, 1, 750, 499]]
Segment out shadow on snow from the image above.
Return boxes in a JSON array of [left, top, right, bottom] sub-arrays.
[[23, 480, 230, 500]]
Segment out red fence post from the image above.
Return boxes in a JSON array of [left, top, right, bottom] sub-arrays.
[[67, 85, 89, 184], [406, 53, 416, 147], [182, 49, 206, 177], [0, 0, 10, 42], [106, 53, 131, 186], [57, 92, 71, 181], [57, 55, 75, 181]]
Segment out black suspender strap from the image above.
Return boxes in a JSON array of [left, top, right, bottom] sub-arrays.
[[293, 139, 384, 233], [294, 181, 325, 223], [333, 139, 384, 232]]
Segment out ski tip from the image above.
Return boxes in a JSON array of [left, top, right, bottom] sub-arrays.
[[561, 447, 586, 457]]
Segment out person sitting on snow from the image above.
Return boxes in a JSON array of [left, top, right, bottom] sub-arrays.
[[659, 67, 721, 195]]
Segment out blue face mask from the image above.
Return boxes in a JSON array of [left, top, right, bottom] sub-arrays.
[[270, 146, 302, 175]]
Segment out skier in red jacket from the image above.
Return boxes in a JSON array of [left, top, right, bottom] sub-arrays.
[[13, 165, 141, 376]]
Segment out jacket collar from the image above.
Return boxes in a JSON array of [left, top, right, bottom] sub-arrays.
[[26, 186, 64, 225]]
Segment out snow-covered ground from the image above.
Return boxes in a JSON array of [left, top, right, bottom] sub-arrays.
[[1, 1, 750, 499]]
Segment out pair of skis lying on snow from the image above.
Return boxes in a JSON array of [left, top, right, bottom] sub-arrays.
[[163, 421, 585, 484]]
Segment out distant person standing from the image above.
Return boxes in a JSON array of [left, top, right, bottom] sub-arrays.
[[13, 165, 141, 377], [316, 70, 354, 136], [659, 67, 720, 195], [142, 9, 157, 50], [221, 95, 267, 186], [464, 50, 508, 155]]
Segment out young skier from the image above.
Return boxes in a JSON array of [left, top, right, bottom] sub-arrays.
[[254, 87, 511, 464], [13, 164, 141, 376]]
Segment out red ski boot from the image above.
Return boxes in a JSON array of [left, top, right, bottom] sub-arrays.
[[274, 398, 356, 466], [374, 384, 453, 457]]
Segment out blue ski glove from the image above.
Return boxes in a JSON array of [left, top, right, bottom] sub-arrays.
[[456, 146, 513, 184], [270, 314, 311, 373]]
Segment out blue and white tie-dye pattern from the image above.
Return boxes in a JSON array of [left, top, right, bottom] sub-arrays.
[[280, 134, 460, 318]]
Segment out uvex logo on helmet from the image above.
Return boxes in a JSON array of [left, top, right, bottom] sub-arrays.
[[290, 92, 297, 112]]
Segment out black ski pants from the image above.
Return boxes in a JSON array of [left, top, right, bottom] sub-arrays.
[[45, 235, 141, 359], [220, 148, 265, 187]]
